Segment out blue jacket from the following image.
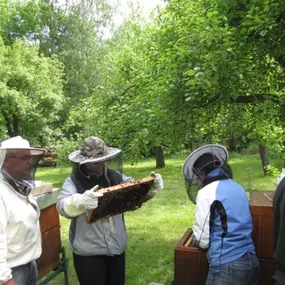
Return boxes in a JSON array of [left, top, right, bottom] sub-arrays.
[[192, 168, 255, 266]]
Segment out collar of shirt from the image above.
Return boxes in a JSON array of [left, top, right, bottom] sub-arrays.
[[1, 169, 32, 196]]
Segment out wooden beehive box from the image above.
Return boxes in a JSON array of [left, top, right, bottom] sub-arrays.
[[174, 228, 208, 285], [250, 191, 275, 285], [36, 204, 61, 279], [86, 176, 155, 223]]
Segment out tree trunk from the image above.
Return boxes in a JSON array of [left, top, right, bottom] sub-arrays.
[[258, 145, 270, 175], [184, 141, 193, 152], [228, 135, 236, 151], [155, 146, 165, 168], [12, 114, 19, 136]]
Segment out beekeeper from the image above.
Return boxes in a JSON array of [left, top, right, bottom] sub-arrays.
[[0, 136, 45, 285], [56, 136, 163, 285], [182, 144, 259, 285]]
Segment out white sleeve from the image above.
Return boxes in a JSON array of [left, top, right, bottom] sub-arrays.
[[56, 177, 78, 219], [0, 196, 13, 284], [192, 183, 217, 249]]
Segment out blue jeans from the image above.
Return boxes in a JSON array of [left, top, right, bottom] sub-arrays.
[[206, 253, 259, 285], [11, 260, 38, 285]]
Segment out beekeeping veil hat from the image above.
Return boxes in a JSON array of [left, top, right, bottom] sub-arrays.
[[182, 144, 229, 204], [69, 136, 121, 165], [69, 136, 123, 178], [0, 136, 45, 182]]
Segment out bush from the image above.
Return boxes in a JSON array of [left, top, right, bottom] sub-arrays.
[[264, 164, 280, 177]]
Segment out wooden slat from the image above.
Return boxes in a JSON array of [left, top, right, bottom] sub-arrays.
[[177, 228, 192, 248]]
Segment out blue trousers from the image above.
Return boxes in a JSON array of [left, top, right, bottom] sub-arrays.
[[11, 260, 38, 285], [206, 253, 259, 285]]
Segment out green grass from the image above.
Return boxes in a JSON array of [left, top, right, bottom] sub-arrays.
[[36, 153, 280, 285]]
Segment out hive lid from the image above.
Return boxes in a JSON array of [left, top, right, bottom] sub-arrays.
[[31, 182, 53, 196]]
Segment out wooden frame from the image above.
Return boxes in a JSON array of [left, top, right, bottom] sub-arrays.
[[86, 176, 155, 223]]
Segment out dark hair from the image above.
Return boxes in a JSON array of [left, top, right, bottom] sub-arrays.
[[193, 153, 221, 176]]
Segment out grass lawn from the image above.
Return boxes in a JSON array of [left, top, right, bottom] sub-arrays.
[[36, 153, 280, 285]]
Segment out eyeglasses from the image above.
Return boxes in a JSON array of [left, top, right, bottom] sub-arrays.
[[6, 156, 33, 161]]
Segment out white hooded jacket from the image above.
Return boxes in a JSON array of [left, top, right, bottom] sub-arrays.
[[0, 173, 42, 284]]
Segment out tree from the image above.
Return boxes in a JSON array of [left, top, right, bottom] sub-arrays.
[[141, 0, 285, 172], [86, 18, 186, 166], [0, 0, 116, 141], [0, 37, 65, 144]]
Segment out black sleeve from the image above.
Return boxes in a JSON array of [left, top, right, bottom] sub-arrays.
[[273, 177, 285, 269]]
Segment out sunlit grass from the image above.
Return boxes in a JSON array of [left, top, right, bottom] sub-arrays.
[[36, 153, 280, 285]]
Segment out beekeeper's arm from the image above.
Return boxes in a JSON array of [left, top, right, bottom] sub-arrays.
[[121, 171, 163, 201], [0, 197, 15, 285], [57, 177, 102, 218], [144, 172, 164, 201], [192, 188, 212, 249]]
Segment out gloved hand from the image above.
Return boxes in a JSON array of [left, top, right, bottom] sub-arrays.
[[276, 168, 285, 186], [64, 185, 103, 217], [146, 172, 163, 199]]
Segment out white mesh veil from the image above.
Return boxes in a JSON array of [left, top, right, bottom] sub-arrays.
[[0, 149, 6, 170], [0, 136, 45, 183], [182, 144, 229, 204]]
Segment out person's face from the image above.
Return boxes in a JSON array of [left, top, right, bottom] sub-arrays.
[[84, 162, 105, 174], [3, 149, 33, 181]]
